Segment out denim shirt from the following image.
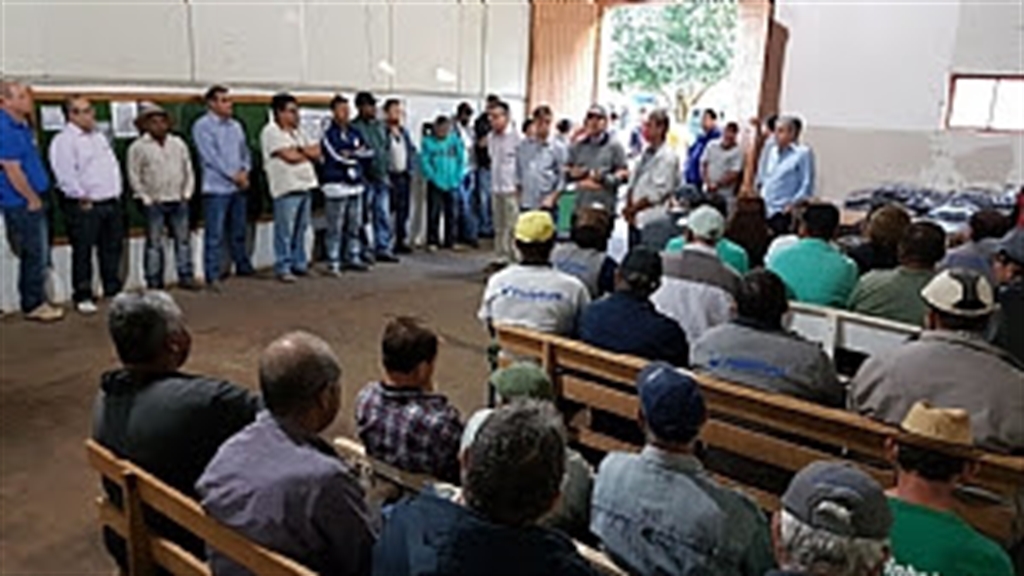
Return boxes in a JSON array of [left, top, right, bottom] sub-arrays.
[[591, 446, 775, 576], [757, 143, 815, 216], [191, 112, 252, 195]]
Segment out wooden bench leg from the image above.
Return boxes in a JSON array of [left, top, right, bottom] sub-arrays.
[[123, 472, 156, 576]]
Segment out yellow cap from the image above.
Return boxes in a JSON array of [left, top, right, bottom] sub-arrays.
[[514, 211, 556, 243]]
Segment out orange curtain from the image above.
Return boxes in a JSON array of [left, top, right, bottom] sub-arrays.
[[528, 0, 601, 120]]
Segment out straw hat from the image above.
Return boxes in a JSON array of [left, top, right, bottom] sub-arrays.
[[898, 401, 975, 455]]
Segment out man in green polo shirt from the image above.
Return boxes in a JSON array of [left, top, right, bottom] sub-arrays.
[[849, 222, 946, 326], [768, 203, 857, 307], [885, 402, 1013, 576]]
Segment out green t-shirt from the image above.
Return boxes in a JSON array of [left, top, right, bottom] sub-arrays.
[[886, 498, 1013, 576], [848, 267, 935, 326], [767, 238, 858, 307], [664, 237, 750, 275]]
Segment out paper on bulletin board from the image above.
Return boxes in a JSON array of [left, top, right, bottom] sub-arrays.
[[300, 108, 331, 142], [40, 105, 66, 131], [110, 101, 139, 139]]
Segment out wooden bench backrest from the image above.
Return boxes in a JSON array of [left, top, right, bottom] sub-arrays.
[[787, 302, 922, 360], [85, 440, 316, 576], [332, 437, 628, 576], [496, 325, 1024, 543]]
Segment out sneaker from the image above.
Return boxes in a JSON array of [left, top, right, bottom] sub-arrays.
[[76, 300, 98, 315], [376, 253, 400, 263], [394, 244, 413, 255], [278, 273, 298, 284], [24, 303, 64, 323], [235, 267, 257, 277], [427, 244, 440, 253], [451, 244, 468, 253], [324, 267, 343, 278], [342, 262, 370, 273]]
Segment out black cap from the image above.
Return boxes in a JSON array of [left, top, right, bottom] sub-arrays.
[[620, 247, 662, 289], [355, 91, 377, 107]]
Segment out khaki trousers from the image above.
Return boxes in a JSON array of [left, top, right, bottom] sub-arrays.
[[492, 192, 520, 263]]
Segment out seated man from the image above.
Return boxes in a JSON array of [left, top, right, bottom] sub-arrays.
[[197, 331, 376, 576], [768, 203, 858, 307], [850, 269, 1024, 454], [356, 317, 463, 483], [373, 400, 601, 576], [849, 222, 946, 326], [940, 209, 1010, 285], [992, 228, 1023, 364], [693, 269, 843, 407], [580, 246, 689, 366], [885, 402, 1013, 575], [479, 211, 591, 336], [552, 207, 618, 298], [460, 363, 594, 540], [93, 291, 259, 567], [768, 461, 892, 576], [651, 205, 741, 342], [665, 196, 750, 275], [591, 362, 774, 575]]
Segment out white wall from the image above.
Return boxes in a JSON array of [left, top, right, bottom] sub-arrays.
[[775, 0, 1023, 200], [1, 0, 530, 101]]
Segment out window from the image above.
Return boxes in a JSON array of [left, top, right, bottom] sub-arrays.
[[947, 75, 1024, 131]]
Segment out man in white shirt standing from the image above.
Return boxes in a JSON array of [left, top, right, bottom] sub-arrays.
[[701, 121, 743, 215], [622, 109, 680, 248], [260, 93, 321, 283], [127, 103, 198, 291], [486, 100, 521, 267], [49, 95, 124, 314]]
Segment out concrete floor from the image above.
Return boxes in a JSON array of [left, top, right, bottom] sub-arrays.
[[0, 249, 493, 574]]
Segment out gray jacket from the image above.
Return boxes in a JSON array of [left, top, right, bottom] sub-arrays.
[[693, 320, 844, 408], [849, 330, 1024, 454], [591, 447, 774, 576]]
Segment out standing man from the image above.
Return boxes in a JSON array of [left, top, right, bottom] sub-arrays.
[[49, 95, 124, 315], [127, 103, 198, 291], [684, 109, 721, 189], [420, 116, 465, 250], [566, 105, 628, 216], [455, 102, 479, 247], [473, 94, 501, 239], [0, 81, 63, 322], [757, 116, 815, 235], [383, 99, 417, 255], [192, 85, 255, 291], [701, 121, 743, 213], [622, 109, 680, 246], [352, 91, 398, 263], [320, 95, 371, 275], [486, 100, 521, 267], [260, 93, 321, 283], [516, 105, 566, 218]]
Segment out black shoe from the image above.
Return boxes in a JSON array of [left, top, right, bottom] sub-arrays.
[[178, 280, 202, 291], [343, 262, 370, 272], [236, 267, 257, 277], [394, 244, 413, 255], [376, 253, 400, 263]]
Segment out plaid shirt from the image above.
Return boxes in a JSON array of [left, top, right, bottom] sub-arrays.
[[355, 382, 463, 483]]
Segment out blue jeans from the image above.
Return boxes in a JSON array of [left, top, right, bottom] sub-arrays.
[[324, 195, 364, 268], [273, 190, 312, 276], [203, 192, 253, 283], [474, 168, 493, 236], [3, 205, 48, 312], [367, 180, 393, 256], [458, 171, 478, 244], [145, 202, 193, 288]]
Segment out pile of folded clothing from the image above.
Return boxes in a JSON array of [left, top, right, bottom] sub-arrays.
[[844, 184, 1018, 233]]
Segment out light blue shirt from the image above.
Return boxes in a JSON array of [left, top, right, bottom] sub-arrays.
[[757, 142, 814, 216], [191, 112, 251, 195]]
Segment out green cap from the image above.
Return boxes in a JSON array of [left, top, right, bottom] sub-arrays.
[[490, 363, 554, 401]]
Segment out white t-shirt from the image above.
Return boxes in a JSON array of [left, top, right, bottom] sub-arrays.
[[260, 122, 319, 198], [478, 265, 591, 336]]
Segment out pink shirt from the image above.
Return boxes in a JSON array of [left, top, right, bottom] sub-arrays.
[[48, 123, 122, 201]]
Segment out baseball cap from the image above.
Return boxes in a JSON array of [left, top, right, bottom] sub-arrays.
[[920, 268, 995, 317], [354, 91, 377, 107], [586, 104, 608, 118], [679, 205, 725, 241], [515, 211, 556, 243], [620, 247, 662, 289], [490, 362, 554, 401], [782, 461, 892, 539], [997, 228, 1024, 266], [637, 362, 706, 443]]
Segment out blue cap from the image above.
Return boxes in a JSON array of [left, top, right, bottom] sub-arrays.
[[637, 362, 706, 442]]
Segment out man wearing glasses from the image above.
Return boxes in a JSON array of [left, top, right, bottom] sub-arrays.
[[566, 105, 628, 216], [49, 95, 124, 315]]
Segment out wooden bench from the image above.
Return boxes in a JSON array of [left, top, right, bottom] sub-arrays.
[[495, 325, 1024, 545], [332, 437, 628, 576], [85, 439, 316, 576]]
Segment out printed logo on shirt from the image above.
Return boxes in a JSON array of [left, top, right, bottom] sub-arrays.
[[499, 284, 565, 302], [885, 559, 940, 576], [708, 356, 788, 379]]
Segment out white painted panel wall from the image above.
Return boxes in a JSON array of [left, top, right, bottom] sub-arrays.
[[953, 1, 1024, 73], [459, 2, 486, 96], [484, 2, 531, 99], [306, 2, 392, 91], [191, 2, 306, 85], [391, 2, 461, 93]]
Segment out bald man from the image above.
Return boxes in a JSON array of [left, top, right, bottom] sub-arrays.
[[0, 81, 63, 321], [198, 331, 377, 576]]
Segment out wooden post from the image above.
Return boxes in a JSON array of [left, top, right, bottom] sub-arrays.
[[123, 472, 156, 576]]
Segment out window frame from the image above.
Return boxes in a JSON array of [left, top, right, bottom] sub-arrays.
[[945, 73, 1024, 134]]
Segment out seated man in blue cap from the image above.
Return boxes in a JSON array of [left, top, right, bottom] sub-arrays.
[[590, 362, 774, 575]]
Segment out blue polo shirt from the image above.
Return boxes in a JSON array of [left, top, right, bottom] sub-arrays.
[[0, 109, 50, 208], [579, 291, 690, 366]]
